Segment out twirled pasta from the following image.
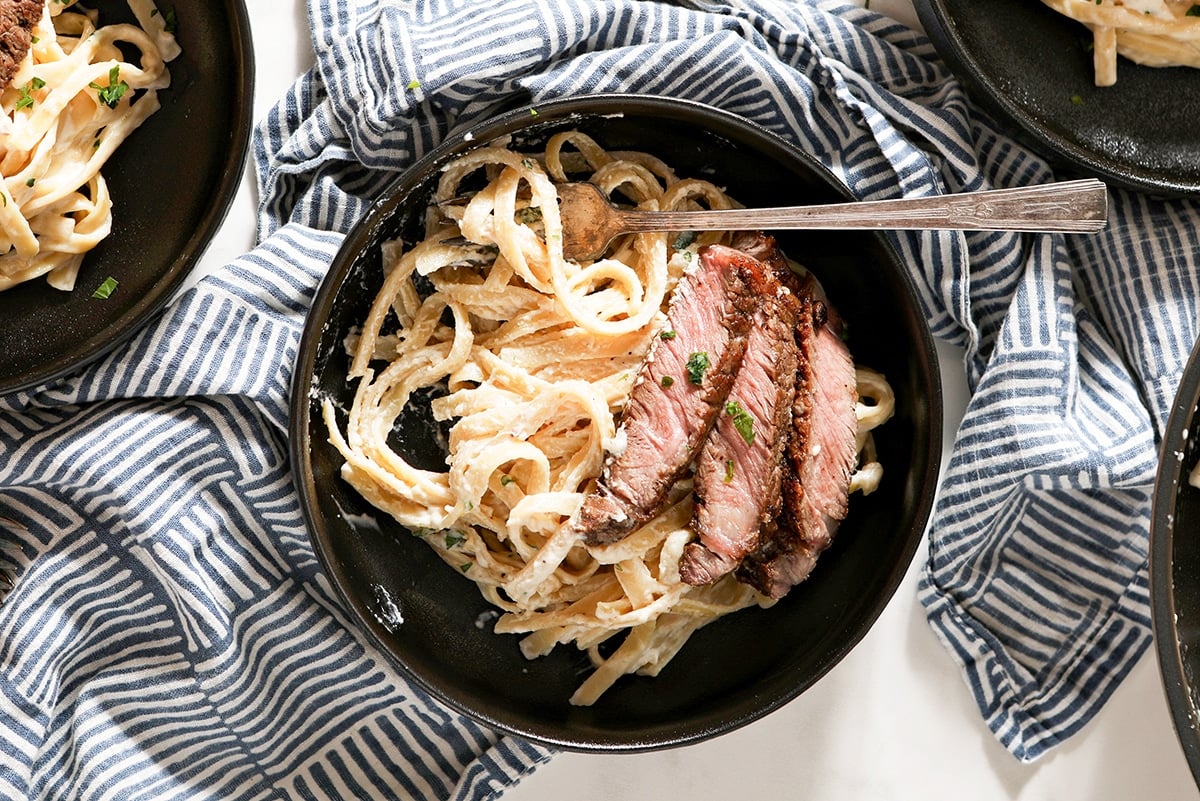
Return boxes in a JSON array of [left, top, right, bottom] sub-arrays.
[[1042, 0, 1200, 85], [324, 132, 894, 704], [0, 0, 177, 291]]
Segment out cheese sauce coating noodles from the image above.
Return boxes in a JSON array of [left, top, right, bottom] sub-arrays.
[[1041, 0, 1200, 85], [323, 132, 894, 704], [0, 0, 177, 291]]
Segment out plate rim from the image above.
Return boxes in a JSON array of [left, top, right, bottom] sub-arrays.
[[914, 0, 1200, 197]]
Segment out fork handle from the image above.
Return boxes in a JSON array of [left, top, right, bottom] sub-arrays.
[[617, 179, 1108, 234]]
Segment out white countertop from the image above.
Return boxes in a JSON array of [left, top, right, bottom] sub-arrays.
[[223, 2, 1200, 798]]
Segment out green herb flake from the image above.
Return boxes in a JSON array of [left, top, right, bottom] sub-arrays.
[[660, 375, 675, 388], [659, 329, 677, 340], [406, 79, 421, 90], [500, 475, 513, 487], [91, 276, 119, 299], [685, 351, 710, 385], [723, 459, 735, 483], [529, 108, 539, 117], [15, 77, 45, 111], [1070, 93, 1084, 106], [459, 562, 472, 573], [25, 178, 35, 187], [724, 400, 755, 445], [89, 65, 129, 109], [514, 205, 543, 224], [1188, 4, 1200, 15], [162, 6, 178, 34], [444, 530, 467, 549], [672, 231, 697, 250]]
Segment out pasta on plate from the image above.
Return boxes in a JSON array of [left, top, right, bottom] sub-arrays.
[[1041, 0, 1200, 85], [0, 0, 178, 291], [323, 132, 894, 705]]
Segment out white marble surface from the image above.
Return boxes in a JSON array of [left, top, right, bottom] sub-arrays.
[[216, 2, 1200, 798]]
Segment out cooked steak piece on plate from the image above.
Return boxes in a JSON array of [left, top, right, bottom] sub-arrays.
[[681, 251, 800, 586], [737, 289, 859, 599], [0, 0, 42, 90], [575, 244, 760, 546]]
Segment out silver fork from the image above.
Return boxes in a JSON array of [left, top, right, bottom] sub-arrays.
[[552, 178, 1109, 262]]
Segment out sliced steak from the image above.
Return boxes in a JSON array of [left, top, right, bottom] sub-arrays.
[[680, 254, 800, 586], [737, 285, 859, 599], [573, 244, 760, 546], [0, 0, 41, 90]]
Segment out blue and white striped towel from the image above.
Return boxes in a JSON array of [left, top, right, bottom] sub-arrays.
[[1, 1, 1197, 795]]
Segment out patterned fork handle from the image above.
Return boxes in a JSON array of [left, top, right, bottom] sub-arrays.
[[617, 179, 1109, 234]]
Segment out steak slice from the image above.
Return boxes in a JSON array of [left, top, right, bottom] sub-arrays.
[[574, 244, 760, 546], [0, 0, 41, 90], [680, 254, 800, 586], [737, 289, 859, 599]]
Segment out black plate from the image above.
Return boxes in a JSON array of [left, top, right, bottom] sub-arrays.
[[1152, 335, 1200, 786], [916, 0, 1200, 196], [0, 1, 254, 395], [290, 95, 943, 751]]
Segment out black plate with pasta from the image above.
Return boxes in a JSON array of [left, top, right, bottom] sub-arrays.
[[0, 0, 254, 395], [290, 95, 943, 750], [915, 0, 1200, 196]]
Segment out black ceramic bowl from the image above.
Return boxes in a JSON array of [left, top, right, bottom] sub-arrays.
[[0, 0, 254, 395], [1152, 336, 1200, 786], [915, 0, 1200, 196], [290, 94, 942, 751]]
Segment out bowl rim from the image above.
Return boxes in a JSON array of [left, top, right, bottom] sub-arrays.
[[1151, 333, 1200, 785], [289, 92, 944, 751]]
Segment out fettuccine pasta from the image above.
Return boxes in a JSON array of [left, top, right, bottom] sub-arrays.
[[0, 0, 177, 291], [324, 132, 893, 704], [1042, 0, 1200, 85]]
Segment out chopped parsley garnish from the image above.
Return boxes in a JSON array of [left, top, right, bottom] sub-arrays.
[[152, 6, 178, 34], [459, 562, 472, 573], [444, 530, 467, 549], [500, 475, 513, 486], [406, 79, 421, 90], [514, 206, 543, 224], [659, 329, 677, 340], [91, 276, 119, 299], [529, 108, 539, 117], [15, 77, 45, 111], [723, 459, 735, 483], [90, 65, 129, 109], [1070, 94, 1084, 106], [685, 351, 710, 385], [1189, 4, 1200, 15], [660, 375, 675, 388], [26, 178, 35, 187], [672, 231, 697, 250], [724, 400, 755, 445]]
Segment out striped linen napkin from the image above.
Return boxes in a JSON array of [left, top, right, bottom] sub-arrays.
[[1, 0, 1197, 796]]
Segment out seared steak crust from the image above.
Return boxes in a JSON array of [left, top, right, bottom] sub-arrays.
[[575, 244, 760, 546], [681, 251, 800, 586], [0, 0, 41, 90]]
